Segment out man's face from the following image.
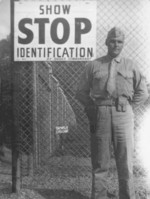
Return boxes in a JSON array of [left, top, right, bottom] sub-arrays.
[[106, 35, 124, 58]]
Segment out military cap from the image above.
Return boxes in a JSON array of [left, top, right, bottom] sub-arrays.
[[106, 27, 125, 44]]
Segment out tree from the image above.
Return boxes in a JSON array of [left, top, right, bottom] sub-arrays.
[[0, 35, 10, 59]]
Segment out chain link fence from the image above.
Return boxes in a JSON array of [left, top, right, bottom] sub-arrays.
[[1, 0, 150, 198], [11, 60, 91, 196], [0, 57, 12, 181]]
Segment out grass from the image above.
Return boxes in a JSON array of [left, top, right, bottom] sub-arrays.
[[0, 154, 150, 199]]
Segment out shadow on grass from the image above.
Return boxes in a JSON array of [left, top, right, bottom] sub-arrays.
[[36, 189, 89, 199]]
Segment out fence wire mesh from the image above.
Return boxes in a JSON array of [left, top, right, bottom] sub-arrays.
[[14, 0, 150, 196], [0, 58, 12, 178], [1, 0, 150, 198]]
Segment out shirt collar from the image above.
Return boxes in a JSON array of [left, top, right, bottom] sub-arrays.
[[114, 55, 121, 63], [105, 54, 122, 63]]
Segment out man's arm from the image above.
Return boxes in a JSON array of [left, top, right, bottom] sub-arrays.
[[132, 64, 149, 108], [75, 62, 98, 126], [75, 62, 93, 107]]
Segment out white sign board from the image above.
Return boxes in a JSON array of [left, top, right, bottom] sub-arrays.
[[56, 126, 68, 134], [13, 0, 97, 61]]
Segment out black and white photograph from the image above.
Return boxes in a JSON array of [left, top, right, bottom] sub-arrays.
[[0, 0, 150, 198]]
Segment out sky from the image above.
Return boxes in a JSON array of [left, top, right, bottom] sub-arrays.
[[0, 0, 10, 40]]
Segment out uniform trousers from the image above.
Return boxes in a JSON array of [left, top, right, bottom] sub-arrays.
[[90, 105, 135, 199]]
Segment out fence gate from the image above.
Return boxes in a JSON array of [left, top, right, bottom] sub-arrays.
[[12, 60, 92, 197]]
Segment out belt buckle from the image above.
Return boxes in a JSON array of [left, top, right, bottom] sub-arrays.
[[106, 94, 116, 105]]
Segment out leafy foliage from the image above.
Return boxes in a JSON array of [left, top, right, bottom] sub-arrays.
[[0, 35, 10, 59]]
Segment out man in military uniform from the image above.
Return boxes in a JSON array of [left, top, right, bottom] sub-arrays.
[[76, 27, 149, 199]]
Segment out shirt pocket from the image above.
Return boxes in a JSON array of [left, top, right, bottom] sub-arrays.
[[93, 71, 108, 91], [117, 70, 133, 96], [93, 71, 108, 80], [118, 70, 133, 83]]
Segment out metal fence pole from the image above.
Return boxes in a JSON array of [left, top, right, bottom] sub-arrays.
[[33, 62, 38, 169], [11, 0, 20, 193]]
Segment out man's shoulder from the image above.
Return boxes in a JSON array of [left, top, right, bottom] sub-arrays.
[[121, 57, 137, 70], [95, 56, 106, 62], [85, 56, 104, 67], [121, 57, 134, 64]]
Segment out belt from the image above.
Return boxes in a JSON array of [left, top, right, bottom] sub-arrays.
[[94, 98, 116, 106]]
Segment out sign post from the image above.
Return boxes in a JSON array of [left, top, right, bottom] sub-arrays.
[[11, 0, 20, 193]]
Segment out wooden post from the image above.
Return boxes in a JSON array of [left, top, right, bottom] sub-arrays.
[[11, 0, 21, 193]]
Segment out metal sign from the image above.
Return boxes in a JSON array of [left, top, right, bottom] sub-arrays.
[[13, 0, 97, 61], [55, 126, 69, 134]]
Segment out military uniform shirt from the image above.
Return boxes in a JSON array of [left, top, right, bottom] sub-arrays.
[[76, 55, 149, 107]]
